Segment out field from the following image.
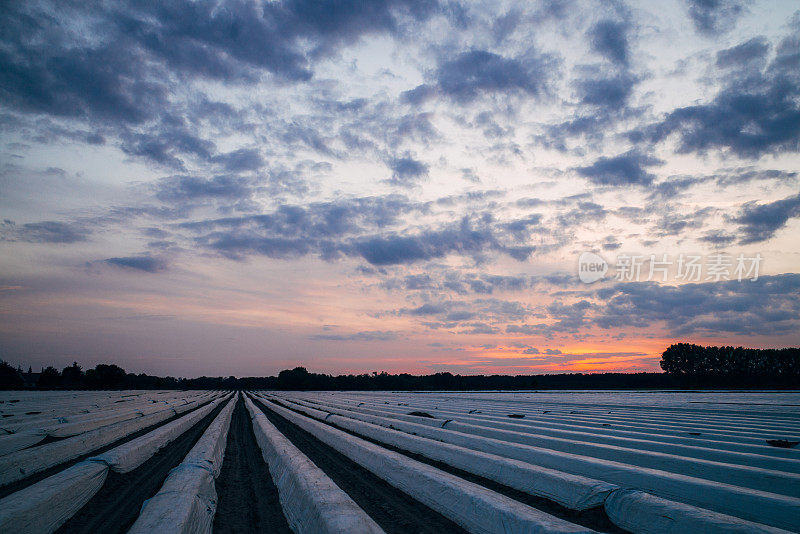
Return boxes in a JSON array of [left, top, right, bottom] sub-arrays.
[[1, 390, 798, 533]]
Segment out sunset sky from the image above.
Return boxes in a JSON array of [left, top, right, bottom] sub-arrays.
[[1, 0, 799, 377]]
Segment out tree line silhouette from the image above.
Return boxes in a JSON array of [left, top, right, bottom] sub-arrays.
[[1, 344, 798, 390], [660, 343, 800, 388]]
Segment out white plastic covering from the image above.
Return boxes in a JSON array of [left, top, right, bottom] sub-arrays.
[[91, 395, 225, 473], [0, 460, 108, 534], [290, 395, 800, 464], [283, 391, 800, 453], [263, 394, 800, 532], [127, 394, 236, 534], [277, 397, 616, 510], [244, 395, 385, 534], [0, 394, 219, 486], [604, 489, 792, 534], [259, 397, 597, 534], [0, 431, 47, 457]]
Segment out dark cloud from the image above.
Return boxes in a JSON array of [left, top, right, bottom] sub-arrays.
[[116, 0, 443, 84], [647, 176, 707, 200], [104, 255, 167, 272], [433, 49, 556, 102], [575, 73, 636, 108], [595, 274, 800, 335], [381, 271, 532, 296], [7, 221, 89, 244], [181, 196, 533, 265], [0, 6, 165, 124], [732, 193, 800, 244], [715, 167, 797, 186], [576, 150, 663, 186], [588, 19, 631, 66], [685, 0, 749, 36], [310, 330, 397, 341], [634, 30, 800, 158], [716, 37, 769, 68], [211, 148, 264, 172], [387, 155, 429, 187], [352, 217, 510, 265], [0, 0, 446, 171], [400, 84, 437, 105], [699, 230, 736, 246], [157, 175, 253, 202], [398, 298, 531, 327]]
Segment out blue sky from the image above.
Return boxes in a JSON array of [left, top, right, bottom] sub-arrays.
[[1, 0, 799, 376]]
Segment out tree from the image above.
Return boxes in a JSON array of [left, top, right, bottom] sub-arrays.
[[38, 366, 61, 388], [0, 361, 24, 390], [85, 364, 127, 389], [61, 362, 84, 389]]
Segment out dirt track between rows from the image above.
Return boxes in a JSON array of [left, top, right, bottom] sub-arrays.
[[213, 397, 292, 533]]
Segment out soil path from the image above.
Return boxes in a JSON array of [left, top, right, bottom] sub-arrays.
[[213, 396, 292, 533]]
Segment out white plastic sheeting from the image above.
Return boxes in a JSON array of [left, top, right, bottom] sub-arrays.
[[0, 392, 231, 534], [1, 391, 213, 435], [604, 490, 792, 534], [127, 394, 236, 534], [275, 397, 617, 510], [293, 395, 800, 462], [0, 431, 47, 457], [0, 392, 213, 457], [293, 392, 800, 451], [0, 393, 221, 485], [291, 393, 800, 457], [0, 460, 108, 534], [245, 395, 384, 534], [91, 394, 227, 473], [271, 393, 800, 532], [272, 394, 800, 531], [259, 397, 597, 534]]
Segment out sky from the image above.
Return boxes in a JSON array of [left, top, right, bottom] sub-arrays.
[[1, 0, 799, 377]]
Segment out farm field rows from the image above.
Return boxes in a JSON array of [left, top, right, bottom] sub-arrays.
[[0, 390, 798, 533]]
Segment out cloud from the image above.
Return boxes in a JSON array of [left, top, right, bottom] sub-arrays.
[[8, 221, 89, 244], [733, 193, 800, 244], [104, 255, 167, 272], [635, 30, 800, 158], [716, 37, 769, 68], [685, 0, 749, 36], [387, 155, 429, 187], [647, 175, 707, 200], [576, 150, 663, 186], [182, 196, 534, 266], [310, 330, 397, 341], [352, 218, 499, 265], [588, 19, 631, 66], [211, 148, 264, 172], [575, 72, 636, 108], [157, 175, 253, 202], [594, 274, 800, 335], [433, 49, 556, 102]]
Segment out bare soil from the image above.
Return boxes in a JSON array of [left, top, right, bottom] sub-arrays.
[[213, 396, 292, 534]]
